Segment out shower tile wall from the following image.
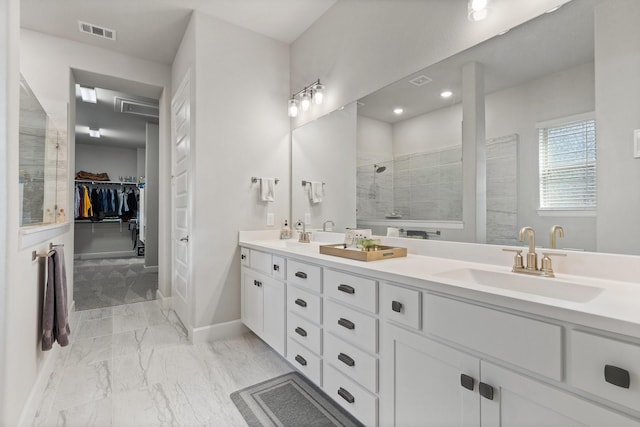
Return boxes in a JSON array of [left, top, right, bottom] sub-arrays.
[[396, 146, 462, 221], [486, 134, 518, 245], [357, 160, 394, 219]]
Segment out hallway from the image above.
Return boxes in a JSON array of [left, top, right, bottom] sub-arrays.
[[30, 301, 291, 426]]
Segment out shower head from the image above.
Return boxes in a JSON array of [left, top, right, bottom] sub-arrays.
[[374, 164, 386, 173]]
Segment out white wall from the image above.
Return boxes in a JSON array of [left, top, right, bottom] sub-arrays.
[[0, 0, 19, 424], [393, 104, 462, 157], [145, 123, 159, 267], [136, 147, 145, 178], [356, 115, 393, 167], [75, 143, 138, 180], [290, 0, 565, 128], [595, 0, 640, 255], [292, 103, 357, 231], [172, 12, 290, 331]]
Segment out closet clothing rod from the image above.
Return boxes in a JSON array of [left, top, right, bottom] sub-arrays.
[[251, 177, 280, 184]]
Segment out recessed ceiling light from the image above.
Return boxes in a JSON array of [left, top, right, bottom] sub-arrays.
[[79, 86, 97, 103], [440, 90, 453, 99], [89, 128, 101, 138], [393, 107, 404, 115]]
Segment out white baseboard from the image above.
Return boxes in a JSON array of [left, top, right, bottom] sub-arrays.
[[156, 288, 172, 310], [74, 250, 136, 260], [192, 319, 248, 344], [143, 265, 158, 273]]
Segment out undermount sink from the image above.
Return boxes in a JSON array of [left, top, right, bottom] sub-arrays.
[[434, 268, 603, 303]]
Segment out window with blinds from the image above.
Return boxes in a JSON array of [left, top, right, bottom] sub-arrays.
[[538, 118, 596, 210]]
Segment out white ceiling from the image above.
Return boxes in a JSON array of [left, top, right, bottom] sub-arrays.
[[20, 0, 337, 65], [358, 0, 596, 124]]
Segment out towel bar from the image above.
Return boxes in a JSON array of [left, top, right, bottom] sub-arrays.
[[32, 250, 50, 261], [49, 243, 64, 250], [301, 180, 325, 186], [251, 177, 280, 184]]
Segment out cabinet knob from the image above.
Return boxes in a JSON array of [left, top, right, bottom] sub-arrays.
[[241, 254, 246, 260], [338, 284, 355, 294], [391, 301, 403, 313], [338, 387, 355, 404], [604, 365, 630, 389], [273, 264, 280, 271], [338, 352, 355, 367], [460, 374, 475, 391], [294, 298, 307, 308], [253, 280, 262, 287], [295, 355, 307, 366], [338, 318, 355, 330], [479, 382, 494, 400], [295, 327, 307, 337], [295, 271, 308, 279]]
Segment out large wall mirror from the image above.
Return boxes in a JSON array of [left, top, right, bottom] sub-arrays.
[[19, 75, 68, 227], [291, 0, 640, 255]]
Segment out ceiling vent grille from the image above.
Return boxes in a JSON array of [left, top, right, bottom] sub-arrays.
[[409, 75, 432, 86], [115, 97, 159, 118], [78, 21, 116, 41]]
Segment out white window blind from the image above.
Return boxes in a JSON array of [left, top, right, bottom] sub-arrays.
[[538, 118, 596, 209]]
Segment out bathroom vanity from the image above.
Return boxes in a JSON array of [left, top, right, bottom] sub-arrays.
[[239, 231, 640, 426]]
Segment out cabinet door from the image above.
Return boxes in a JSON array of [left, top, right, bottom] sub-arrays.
[[380, 323, 480, 427], [263, 277, 285, 356], [480, 361, 640, 427], [241, 269, 263, 334]]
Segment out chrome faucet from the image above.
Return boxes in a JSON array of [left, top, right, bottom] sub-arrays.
[[323, 220, 335, 232], [296, 219, 311, 243], [503, 226, 566, 277], [550, 225, 564, 249]]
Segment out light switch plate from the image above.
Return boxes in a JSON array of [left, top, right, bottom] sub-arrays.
[[634, 129, 640, 158], [304, 213, 311, 224], [266, 213, 274, 226]]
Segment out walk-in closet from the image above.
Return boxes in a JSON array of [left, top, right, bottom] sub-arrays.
[[73, 82, 160, 311]]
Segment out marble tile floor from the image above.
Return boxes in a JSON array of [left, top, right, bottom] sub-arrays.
[[74, 257, 158, 311], [31, 300, 292, 427]]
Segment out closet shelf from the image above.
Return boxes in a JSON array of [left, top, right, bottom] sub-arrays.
[[75, 218, 125, 224], [74, 179, 138, 185]]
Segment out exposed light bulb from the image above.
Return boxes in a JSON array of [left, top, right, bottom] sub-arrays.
[[312, 83, 324, 104], [468, 0, 488, 21], [300, 91, 311, 111], [470, 0, 487, 12], [288, 98, 298, 118]]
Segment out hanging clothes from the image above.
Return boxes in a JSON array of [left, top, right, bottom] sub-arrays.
[[82, 185, 92, 218]]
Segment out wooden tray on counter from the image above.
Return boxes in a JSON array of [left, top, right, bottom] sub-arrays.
[[319, 243, 407, 262]]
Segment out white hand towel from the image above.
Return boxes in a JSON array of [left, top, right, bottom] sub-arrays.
[[309, 181, 324, 203], [260, 178, 275, 202]]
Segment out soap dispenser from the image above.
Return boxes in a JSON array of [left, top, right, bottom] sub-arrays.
[[280, 219, 291, 240]]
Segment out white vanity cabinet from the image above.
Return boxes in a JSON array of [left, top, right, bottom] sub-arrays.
[[240, 249, 285, 356]]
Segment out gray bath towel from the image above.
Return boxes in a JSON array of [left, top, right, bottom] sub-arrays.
[[42, 246, 70, 351]]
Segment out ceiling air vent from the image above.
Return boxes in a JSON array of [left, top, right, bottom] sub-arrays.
[[115, 97, 159, 119], [409, 75, 432, 86], [78, 21, 116, 41]]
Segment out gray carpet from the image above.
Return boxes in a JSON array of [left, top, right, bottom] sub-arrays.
[[73, 257, 157, 311], [231, 372, 364, 427]]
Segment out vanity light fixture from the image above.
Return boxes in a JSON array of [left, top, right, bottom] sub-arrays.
[[79, 86, 97, 103], [89, 128, 100, 138], [393, 107, 404, 115], [287, 79, 325, 117], [468, 0, 489, 21], [440, 90, 453, 99]]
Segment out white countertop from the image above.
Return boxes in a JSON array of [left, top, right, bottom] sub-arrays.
[[239, 234, 640, 340]]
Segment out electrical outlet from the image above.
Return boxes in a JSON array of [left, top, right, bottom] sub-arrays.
[[304, 213, 311, 224], [634, 129, 640, 159], [267, 213, 275, 226]]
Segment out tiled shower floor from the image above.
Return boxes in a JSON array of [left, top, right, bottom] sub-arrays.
[[73, 257, 157, 311]]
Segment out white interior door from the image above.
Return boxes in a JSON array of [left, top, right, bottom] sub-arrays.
[[171, 73, 191, 334]]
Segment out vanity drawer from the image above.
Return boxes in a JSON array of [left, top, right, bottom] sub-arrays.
[[287, 312, 322, 355], [240, 247, 250, 267], [324, 300, 377, 354], [272, 255, 285, 281], [287, 285, 322, 324], [381, 283, 421, 330], [324, 364, 378, 427], [249, 249, 272, 275], [569, 330, 640, 413], [287, 260, 322, 293], [287, 337, 322, 386], [324, 269, 378, 314], [324, 332, 378, 393], [423, 293, 562, 380]]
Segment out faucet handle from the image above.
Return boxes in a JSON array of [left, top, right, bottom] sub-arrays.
[[540, 252, 567, 277], [502, 248, 524, 270]]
